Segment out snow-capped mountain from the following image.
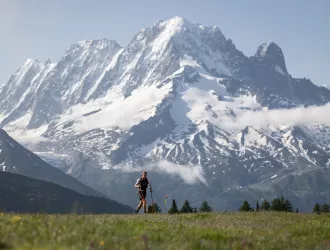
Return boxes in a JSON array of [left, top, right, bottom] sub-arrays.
[[1, 16, 330, 212]]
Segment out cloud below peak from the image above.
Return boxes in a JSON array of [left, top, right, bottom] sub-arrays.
[[217, 102, 330, 131], [120, 160, 208, 186]]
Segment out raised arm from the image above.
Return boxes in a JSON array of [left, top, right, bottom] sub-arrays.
[[135, 178, 141, 189]]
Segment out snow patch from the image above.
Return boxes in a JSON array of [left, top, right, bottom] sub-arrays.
[[133, 138, 161, 157], [258, 42, 271, 57], [0, 162, 5, 171], [0, 114, 6, 124], [275, 65, 285, 76], [57, 83, 172, 133]]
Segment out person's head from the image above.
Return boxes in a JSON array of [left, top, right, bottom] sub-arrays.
[[141, 171, 147, 179]]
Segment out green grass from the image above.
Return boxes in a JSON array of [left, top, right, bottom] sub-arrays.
[[1, 212, 330, 249]]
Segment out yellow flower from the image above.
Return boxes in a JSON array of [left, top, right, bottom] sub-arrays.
[[99, 241, 104, 246], [11, 215, 21, 223]]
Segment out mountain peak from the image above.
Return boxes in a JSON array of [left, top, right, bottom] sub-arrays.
[[255, 42, 287, 73], [255, 42, 283, 58], [131, 16, 227, 58], [157, 16, 192, 30], [22, 58, 42, 67], [45, 58, 52, 65], [155, 16, 224, 36]]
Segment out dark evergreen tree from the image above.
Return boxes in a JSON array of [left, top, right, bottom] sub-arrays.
[[296, 208, 299, 213], [270, 196, 293, 212], [321, 203, 330, 213], [193, 207, 198, 213], [270, 198, 282, 211], [180, 200, 193, 213], [284, 199, 293, 212], [313, 203, 321, 214], [200, 201, 213, 212], [261, 199, 270, 211], [256, 200, 260, 211], [239, 201, 253, 211], [168, 199, 179, 214]]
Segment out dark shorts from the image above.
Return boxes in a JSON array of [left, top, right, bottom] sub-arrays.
[[138, 190, 147, 201]]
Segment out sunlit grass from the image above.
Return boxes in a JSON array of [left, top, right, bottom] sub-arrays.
[[0, 212, 330, 249]]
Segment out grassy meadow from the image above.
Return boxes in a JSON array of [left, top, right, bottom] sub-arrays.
[[0, 212, 330, 250]]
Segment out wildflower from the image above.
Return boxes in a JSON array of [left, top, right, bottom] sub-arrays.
[[99, 240, 104, 246]]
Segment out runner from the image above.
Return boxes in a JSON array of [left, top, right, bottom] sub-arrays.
[[134, 171, 152, 213]]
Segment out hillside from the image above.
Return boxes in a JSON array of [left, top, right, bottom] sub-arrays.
[[0, 171, 133, 214], [0, 128, 105, 197]]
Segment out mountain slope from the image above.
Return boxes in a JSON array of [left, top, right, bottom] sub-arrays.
[[0, 171, 133, 214], [0, 128, 103, 197], [1, 16, 330, 212]]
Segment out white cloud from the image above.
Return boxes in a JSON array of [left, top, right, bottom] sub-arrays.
[[120, 160, 208, 186], [220, 102, 330, 131]]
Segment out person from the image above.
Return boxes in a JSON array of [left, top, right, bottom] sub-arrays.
[[134, 171, 152, 213]]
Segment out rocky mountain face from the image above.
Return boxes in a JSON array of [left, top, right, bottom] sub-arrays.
[[1, 16, 330, 212]]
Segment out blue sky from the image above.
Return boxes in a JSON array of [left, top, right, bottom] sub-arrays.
[[0, 0, 329, 86]]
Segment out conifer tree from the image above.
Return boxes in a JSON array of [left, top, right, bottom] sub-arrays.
[[284, 199, 293, 212], [261, 199, 270, 211], [200, 201, 213, 212], [271, 198, 282, 211], [270, 196, 293, 212], [313, 202, 321, 214], [168, 199, 179, 214], [180, 200, 193, 213], [239, 201, 253, 211]]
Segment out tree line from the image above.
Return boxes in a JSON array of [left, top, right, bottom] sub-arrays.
[[239, 196, 330, 214], [147, 199, 213, 214], [146, 196, 330, 214], [239, 196, 296, 212], [312, 202, 329, 214]]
